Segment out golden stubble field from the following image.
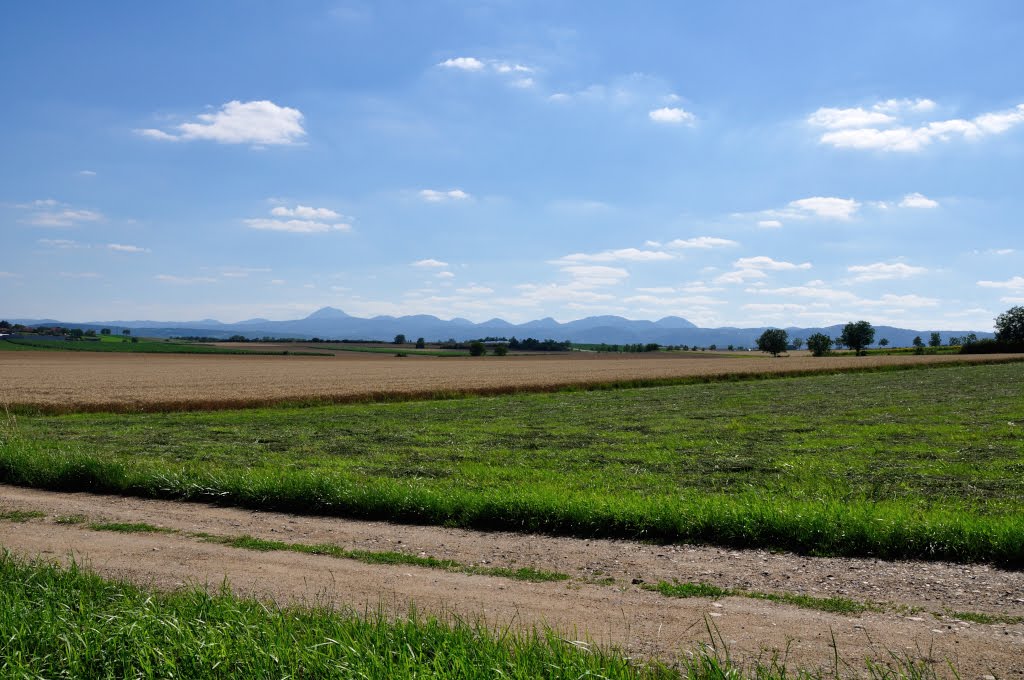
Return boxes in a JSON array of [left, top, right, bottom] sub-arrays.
[[1, 349, 1019, 411]]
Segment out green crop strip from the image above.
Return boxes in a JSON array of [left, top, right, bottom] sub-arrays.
[[0, 509, 45, 522], [88, 521, 176, 534], [2, 362, 1022, 564]]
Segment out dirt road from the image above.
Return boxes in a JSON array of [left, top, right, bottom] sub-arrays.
[[1, 484, 1021, 677]]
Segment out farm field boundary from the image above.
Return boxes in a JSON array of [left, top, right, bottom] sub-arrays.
[[2, 351, 1021, 414]]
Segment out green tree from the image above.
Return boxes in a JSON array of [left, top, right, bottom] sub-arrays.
[[912, 336, 925, 354], [492, 344, 508, 356], [756, 328, 788, 357], [878, 338, 889, 348], [100, 328, 111, 335], [806, 333, 832, 357], [469, 341, 486, 356], [839, 320, 875, 356], [928, 331, 942, 348], [995, 305, 1024, 345], [415, 337, 426, 349], [790, 337, 804, 351], [393, 334, 406, 345]]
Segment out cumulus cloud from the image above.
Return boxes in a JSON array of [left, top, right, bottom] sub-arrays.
[[734, 256, 812, 271], [456, 285, 494, 295], [714, 269, 768, 285], [271, 205, 341, 219], [436, 271, 455, 279], [787, 197, 860, 220], [977, 276, 1024, 290], [665, 236, 739, 249], [243, 205, 351, 233], [648, 107, 696, 125], [809, 100, 1024, 152], [555, 248, 674, 264], [106, 243, 150, 253], [38, 238, 84, 249], [561, 265, 629, 287], [412, 259, 449, 268], [78, 170, 97, 177], [419, 189, 470, 202], [898, 192, 939, 209], [438, 57, 485, 71], [137, 100, 306, 146], [758, 219, 782, 228], [847, 262, 928, 282]]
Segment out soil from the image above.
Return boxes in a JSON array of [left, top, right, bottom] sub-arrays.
[[1, 349, 1018, 412], [1, 484, 1021, 678]]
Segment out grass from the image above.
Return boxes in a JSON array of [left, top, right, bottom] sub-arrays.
[[0, 508, 45, 522], [89, 521, 175, 534], [0, 337, 330, 356], [203, 534, 569, 582], [2, 362, 1022, 564], [0, 553, 668, 679], [945, 610, 1024, 625], [642, 581, 870, 615]]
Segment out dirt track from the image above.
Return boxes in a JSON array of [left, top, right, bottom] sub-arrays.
[[1, 349, 1019, 411], [1, 484, 1021, 678]]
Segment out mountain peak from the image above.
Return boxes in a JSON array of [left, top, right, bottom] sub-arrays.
[[305, 306, 350, 320]]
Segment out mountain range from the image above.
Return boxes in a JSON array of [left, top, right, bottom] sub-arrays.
[[5, 307, 993, 348]]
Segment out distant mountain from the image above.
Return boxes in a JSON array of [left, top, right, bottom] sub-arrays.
[[3, 307, 993, 348]]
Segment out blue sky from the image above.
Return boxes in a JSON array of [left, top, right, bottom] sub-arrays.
[[2, 1, 1022, 329]]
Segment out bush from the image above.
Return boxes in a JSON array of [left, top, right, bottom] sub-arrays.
[[469, 341, 486, 356], [959, 338, 1024, 354], [492, 345, 508, 356]]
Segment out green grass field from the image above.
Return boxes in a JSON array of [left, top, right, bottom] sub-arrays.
[[0, 337, 329, 356], [2, 362, 1022, 564]]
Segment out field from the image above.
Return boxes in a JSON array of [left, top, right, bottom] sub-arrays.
[[1, 351, 1023, 676], [0, 346, 1017, 412], [0, 336, 329, 356]]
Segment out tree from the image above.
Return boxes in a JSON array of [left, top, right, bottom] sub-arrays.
[[393, 334, 406, 345], [878, 338, 889, 348], [469, 341, 486, 356], [928, 331, 942, 348], [415, 337, 426, 349], [806, 333, 832, 357], [756, 328, 789, 357], [100, 328, 111, 335], [492, 344, 508, 356], [790, 337, 804, 351], [0, 320, 10, 330], [839, 320, 875, 356], [912, 336, 925, 354], [995, 305, 1024, 345]]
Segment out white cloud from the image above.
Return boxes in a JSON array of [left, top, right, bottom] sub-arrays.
[[58, 272, 101, 279], [78, 170, 97, 177], [137, 100, 306, 146], [436, 271, 455, 279], [510, 77, 535, 89], [244, 205, 351, 233], [973, 248, 1015, 256], [757, 219, 782, 228], [244, 218, 351, 233], [807, 107, 896, 129], [898, 192, 939, 209], [648, 107, 696, 125], [419, 189, 470, 202], [106, 243, 150, 253], [555, 248, 673, 264], [714, 268, 768, 285], [787, 197, 860, 220], [271, 205, 341, 219], [811, 101, 1024, 152], [560, 265, 629, 287], [438, 57, 485, 71], [873, 98, 937, 114], [847, 262, 928, 282], [0, 271, 21, 279], [665, 236, 739, 249], [977, 276, 1024, 290], [155, 274, 218, 284], [734, 256, 812, 271], [412, 258, 449, 268], [495, 62, 532, 74], [23, 203, 103, 227], [270, 279, 286, 285]]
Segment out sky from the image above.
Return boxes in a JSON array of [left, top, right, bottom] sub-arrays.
[[1, 1, 1022, 330]]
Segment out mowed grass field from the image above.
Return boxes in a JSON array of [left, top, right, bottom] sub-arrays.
[[0, 348, 1018, 413], [2, 361, 1022, 564]]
